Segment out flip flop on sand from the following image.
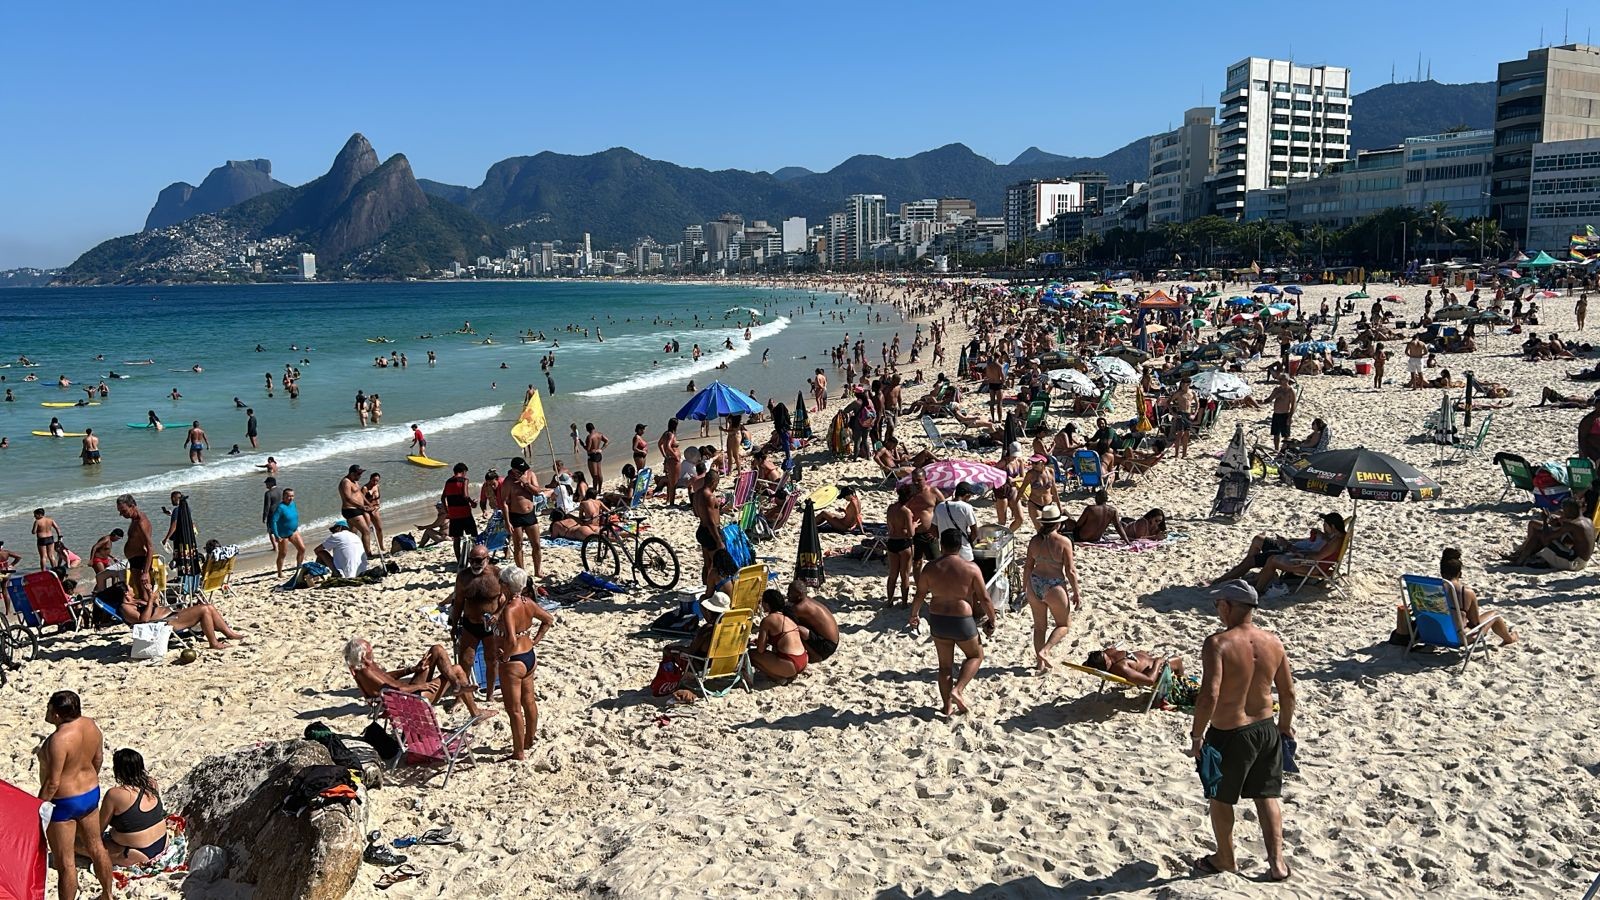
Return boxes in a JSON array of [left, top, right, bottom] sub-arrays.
[[1267, 863, 1292, 882], [1191, 855, 1232, 876], [375, 864, 422, 890], [418, 826, 456, 846]]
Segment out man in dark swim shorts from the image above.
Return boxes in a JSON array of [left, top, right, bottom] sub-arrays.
[[583, 422, 609, 488], [691, 466, 724, 595]]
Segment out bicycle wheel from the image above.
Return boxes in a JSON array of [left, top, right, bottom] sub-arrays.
[[7, 623, 37, 667], [581, 534, 621, 580], [635, 536, 680, 591]]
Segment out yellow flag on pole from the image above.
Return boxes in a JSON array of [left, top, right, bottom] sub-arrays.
[[511, 391, 546, 448]]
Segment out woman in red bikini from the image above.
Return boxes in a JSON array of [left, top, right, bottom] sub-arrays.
[[750, 589, 808, 682]]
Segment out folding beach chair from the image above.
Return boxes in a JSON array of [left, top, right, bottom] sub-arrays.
[[630, 467, 653, 508], [722, 521, 754, 568], [731, 470, 757, 509], [1401, 574, 1499, 673], [479, 511, 510, 557], [1287, 515, 1356, 598], [1445, 413, 1491, 462], [1062, 660, 1173, 713], [682, 608, 755, 698], [1210, 471, 1253, 520], [1493, 452, 1536, 503], [1094, 386, 1115, 415], [125, 557, 171, 602], [1024, 400, 1049, 434], [728, 564, 767, 613], [1568, 456, 1596, 496], [199, 556, 236, 601], [6, 571, 82, 638], [1071, 449, 1105, 490], [766, 491, 801, 532], [380, 688, 479, 788], [920, 415, 960, 450]]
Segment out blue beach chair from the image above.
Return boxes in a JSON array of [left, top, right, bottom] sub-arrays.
[[1072, 449, 1105, 490], [1401, 574, 1498, 673]]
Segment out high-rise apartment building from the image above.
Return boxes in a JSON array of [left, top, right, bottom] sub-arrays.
[[843, 194, 886, 261], [781, 217, 808, 253], [682, 224, 704, 248], [703, 213, 745, 260], [1004, 180, 1086, 245], [1148, 107, 1218, 225], [1212, 57, 1352, 219], [297, 253, 316, 281], [1490, 44, 1600, 245], [936, 198, 977, 223], [826, 212, 849, 267], [1526, 137, 1600, 250]]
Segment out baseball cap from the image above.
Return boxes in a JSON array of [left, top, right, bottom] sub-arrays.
[[510, 456, 529, 471], [346, 465, 364, 476], [1209, 578, 1259, 607], [330, 519, 348, 530]]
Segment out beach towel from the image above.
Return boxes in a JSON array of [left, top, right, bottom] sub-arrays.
[[540, 537, 584, 548], [111, 815, 189, 889], [1081, 532, 1188, 553]]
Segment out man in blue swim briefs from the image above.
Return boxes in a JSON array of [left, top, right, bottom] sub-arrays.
[[38, 690, 115, 899]]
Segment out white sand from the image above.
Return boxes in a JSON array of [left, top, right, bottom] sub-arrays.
[[5, 277, 1600, 898]]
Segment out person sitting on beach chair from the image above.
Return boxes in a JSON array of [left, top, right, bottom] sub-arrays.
[[1085, 647, 1187, 686], [78, 579, 244, 650], [1507, 498, 1595, 571], [874, 436, 914, 482], [416, 502, 448, 548], [1282, 418, 1330, 456], [816, 486, 863, 532], [1212, 512, 1345, 587], [344, 636, 489, 719], [1392, 547, 1517, 647]]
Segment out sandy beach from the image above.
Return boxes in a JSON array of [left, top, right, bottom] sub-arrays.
[[5, 275, 1600, 899]]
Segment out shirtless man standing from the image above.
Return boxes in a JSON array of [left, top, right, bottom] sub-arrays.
[[498, 456, 546, 578], [658, 418, 682, 505], [905, 468, 944, 579], [1188, 579, 1296, 881], [449, 545, 502, 700], [80, 429, 100, 466], [583, 422, 609, 487], [691, 467, 724, 595], [32, 507, 62, 571], [116, 494, 154, 610], [885, 485, 917, 605], [1266, 375, 1297, 454], [182, 420, 208, 464], [38, 690, 115, 900], [1169, 377, 1196, 459], [983, 355, 1006, 423], [1405, 335, 1429, 389], [337, 465, 373, 556], [785, 580, 841, 664], [909, 529, 995, 716]]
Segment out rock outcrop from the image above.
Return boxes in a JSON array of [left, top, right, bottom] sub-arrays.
[[270, 133, 381, 236], [144, 159, 285, 231], [166, 740, 365, 900], [317, 154, 428, 262]]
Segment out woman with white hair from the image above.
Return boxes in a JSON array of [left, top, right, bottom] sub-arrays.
[[344, 635, 490, 720], [493, 565, 556, 760]]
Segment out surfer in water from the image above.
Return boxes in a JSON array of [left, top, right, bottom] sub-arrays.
[[147, 410, 163, 430]]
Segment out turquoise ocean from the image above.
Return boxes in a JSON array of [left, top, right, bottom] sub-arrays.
[[0, 281, 906, 555]]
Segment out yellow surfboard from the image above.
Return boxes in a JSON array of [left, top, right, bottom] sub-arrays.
[[407, 455, 447, 468], [41, 401, 98, 408], [808, 484, 841, 508], [33, 431, 86, 438]]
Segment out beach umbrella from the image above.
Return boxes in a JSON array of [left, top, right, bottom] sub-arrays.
[[1191, 370, 1251, 401], [1227, 296, 1256, 306], [1282, 447, 1442, 569], [1253, 285, 1281, 295], [1091, 356, 1139, 384], [0, 780, 45, 900], [1229, 312, 1258, 324], [1267, 302, 1293, 315], [1191, 296, 1213, 308], [170, 495, 202, 588], [676, 380, 762, 421], [1291, 340, 1337, 355], [902, 459, 1009, 491], [1464, 309, 1511, 326], [1049, 368, 1098, 397], [1187, 341, 1241, 363], [1382, 294, 1403, 302], [795, 500, 824, 586], [1433, 305, 1471, 321], [1282, 285, 1303, 295], [1107, 315, 1132, 326], [792, 391, 811, 438], [1101, 345, 1148, 365], [1145, 323, 1168, 335], [1344, 290, 1369, 300], [1189, 317, 1208, 329]]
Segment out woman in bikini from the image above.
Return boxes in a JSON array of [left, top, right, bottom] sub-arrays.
[[97, 748, 169, 866], [885, 485, 916, 605], [1022, 504, 1083, 674], [494, 565, 556, 760], [362, 473, 386, 554], [1021, 455, 1059, 530], [750, 589, 808, 682], [631, 423, 649, 472], [993, 441, 1024, 531]]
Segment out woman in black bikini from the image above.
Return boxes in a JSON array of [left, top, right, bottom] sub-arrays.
[[885, 485, 916, 605], [98, 748, 168, 865], [994, 441, 1024, 531], [494, 565, 556, 761]]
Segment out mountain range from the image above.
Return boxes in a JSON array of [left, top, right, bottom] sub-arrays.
[[64, 79, 1495, 282]]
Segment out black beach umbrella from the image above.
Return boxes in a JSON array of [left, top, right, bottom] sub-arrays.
[[1101, 345, 1148, 365], [1283, 447, 1442, 568], [792, 391, 811, 438], [1463, 309, 1510, 326], [171, 494, 202, 586], [1185, 341, 1241, 363], [795, 500, 824, 586]]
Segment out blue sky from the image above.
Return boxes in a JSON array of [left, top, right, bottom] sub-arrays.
[[0, 0, 1591, 268]]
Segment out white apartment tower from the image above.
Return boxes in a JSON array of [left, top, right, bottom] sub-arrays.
[[297, 252, 316, 280], [1148, 107, 1217, 224], [1004, 180, 1085, 245], [1212, 57, 1352, 219], [826, 213, 850, 267], [781, 217, 808, 253], [843, 194, 886, 261]]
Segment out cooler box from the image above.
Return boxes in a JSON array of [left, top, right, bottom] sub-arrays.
[[1355, 360, 1373, 376]]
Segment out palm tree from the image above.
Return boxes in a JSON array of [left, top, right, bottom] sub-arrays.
[[1303, 223, 1330, 267], [1423, 202, 1455, 262], [1458, 217, 1507, 261]]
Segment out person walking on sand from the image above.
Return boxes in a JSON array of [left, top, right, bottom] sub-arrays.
[[1022, 504, 1082, 674], [269, 488, 306, 577], [37, 690, 116, 900], [583, 422, 609, 487], [182, 420, 208, 464], [1187, 579, 1296, 882], [909, 529, 995, 716]]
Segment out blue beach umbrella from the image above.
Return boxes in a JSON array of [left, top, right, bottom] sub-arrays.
[[676, 381, 763, 421], [1227, 296, 1255, 306], [1252, 284, 1281, 295], [1282, 285, 1304, 295]]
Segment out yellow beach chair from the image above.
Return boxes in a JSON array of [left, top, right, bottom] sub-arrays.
[[683, 608, 754, 698], [200, 556, 236, 601], [1063, 660, 1173, 713], [729, 564, 767, 614]]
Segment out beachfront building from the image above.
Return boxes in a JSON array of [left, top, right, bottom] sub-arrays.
[[1005, 179, 1089, 246], [703, 214, 744, 262], [826, 212, 849, 268], [1526, 137, 1600, 252], [1282, 146, 1403, 229], [839, 193, 886, 262], [1212, 57, 1352, 220], [1148, 107, 1218, 225], [297, 252, 316, 281], [1491, 44, 1600, 246], [781, 217, 807, 253], [937, 198, 977, 223], [1401, 129, 1495, 222]]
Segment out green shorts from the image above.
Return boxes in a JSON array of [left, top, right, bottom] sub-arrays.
[[1204, 717, 1282, 804]]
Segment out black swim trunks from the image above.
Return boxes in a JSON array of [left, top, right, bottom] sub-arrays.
[[696, 523, 720, 549], [448, 518, 479, 539], [509, 510, 540, 529], [340, 507, 365, 522], [1203, 717, 1283, 805], [587, 451, 603, 463], [1252, 538, 1291, 568], [1270, 412, 1291, 438], [912, 531, 938, 561], [885, 537, 912, 554], [126, 555, 149, 574], [805, 633, 838, 662]]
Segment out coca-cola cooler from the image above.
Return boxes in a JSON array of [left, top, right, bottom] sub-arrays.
[[971, 525, 1016, 612]]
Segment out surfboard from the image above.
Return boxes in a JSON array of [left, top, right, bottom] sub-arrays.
[[807, 484, 841, 508], [407, 455, 447, 468], [32, 431, 86, 438], [127, 423, 156, 429], [41, 401, 99, 408]]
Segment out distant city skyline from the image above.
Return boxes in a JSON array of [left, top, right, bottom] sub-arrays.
[[2, 0, 1594, 268]]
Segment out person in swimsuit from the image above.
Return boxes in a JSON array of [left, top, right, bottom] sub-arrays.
[[32, 507, 62, 571], [38, 690, 116, 900], [337, 465, 374, 557], [493, 565, 556, 760], [909, 528, 996, 716], [692, 466, 725, 596], [1072, 489, 1132, 544], [362, 472, 386, 556], [785, 580, 841, 664], [1023, 504, 1083, 674], [905, 468, 943, 579], [884, 484, 916, 605], [816, 486, 863, 532], [116, 494, 154, 608], [183, 420, 208, 463], [98, 748, 169, 866], [345, 636, 488, 718], [583, 422, 609, 487], [994, 441, 1024, 531], [658, 418, 683, 505], [81, 429, 101, 466], [498, 456, 547, 578], [449, 546, 502, 700], [1021, 455, 1059, 530], [631, 423, 649, 472], [751, 589, 809, 682], [1085, 646, 1187, 686]]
